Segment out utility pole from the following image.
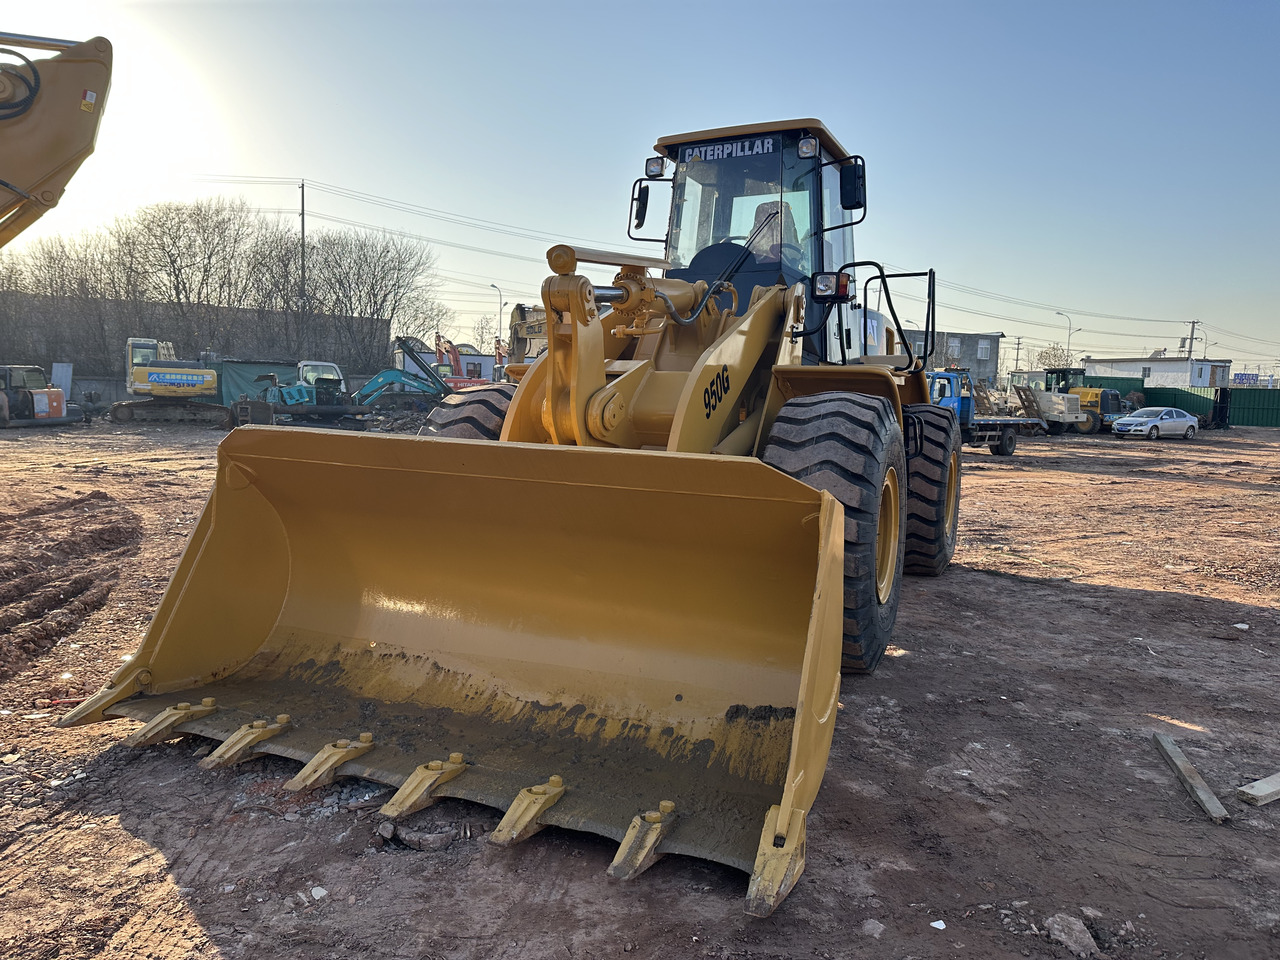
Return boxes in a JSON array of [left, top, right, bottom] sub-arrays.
[[1013, 336, 1022, 371], [299, 179, 307, 328], [1182, 318, 1199, 357]]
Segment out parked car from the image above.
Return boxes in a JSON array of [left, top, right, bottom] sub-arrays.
[[1112, 406, 1198, 440]]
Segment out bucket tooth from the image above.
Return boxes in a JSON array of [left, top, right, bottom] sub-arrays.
[[122, 698, 218, 747], [283, 732, 374, 792], [744, 805, 807, 918], [489, 775, 566, 847], [379, 752, 467, 819], [607, 799, 677, 881], [198, 714, 292, 770]]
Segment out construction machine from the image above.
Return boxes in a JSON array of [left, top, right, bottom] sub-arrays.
[[0, 32, 111, 247], [110, 338, 232, 427], [354, 337, 454, 413], [507, 302, 548, 368], [0, 363, 87, 426], [1012, 380, 1088, 435], [1043, 367, 1125, 433], [64, 120, 961, 916]]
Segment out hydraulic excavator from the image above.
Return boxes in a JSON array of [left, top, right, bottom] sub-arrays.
[[66, 120, 962, 916]]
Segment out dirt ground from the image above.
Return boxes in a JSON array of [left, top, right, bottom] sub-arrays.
[[1, 422, 1277, 960]]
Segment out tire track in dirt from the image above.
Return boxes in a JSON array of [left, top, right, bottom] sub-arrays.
[[0, 490, 143, 679]]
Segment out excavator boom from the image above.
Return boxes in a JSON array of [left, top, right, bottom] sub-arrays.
[[0, 33, 112, 248]]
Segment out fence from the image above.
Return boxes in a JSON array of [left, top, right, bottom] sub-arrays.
[[1084, 377, 1280, 427], [1226, 386, 1280, 427]]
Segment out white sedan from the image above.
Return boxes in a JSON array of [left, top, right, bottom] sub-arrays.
[[1112, 406, 1199, 440]]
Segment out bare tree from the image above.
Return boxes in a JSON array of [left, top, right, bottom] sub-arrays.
[[396, 296, 459, 343], [1036, 343, 1074, 368], [128, 197, 259, 356], [472, 315, 496, 350], [312, 229, 439, 370], [0, 196, 444, 377]]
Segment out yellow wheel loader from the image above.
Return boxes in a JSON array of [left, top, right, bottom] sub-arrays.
[[65, 120, 961, 916]]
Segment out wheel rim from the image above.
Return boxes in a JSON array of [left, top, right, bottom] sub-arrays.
[[944, 450, 960, 539], [875, 465, 901, 605], [1150, 427, 1159, 439]]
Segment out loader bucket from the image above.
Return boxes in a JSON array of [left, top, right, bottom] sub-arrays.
[[63, 426, 843, 915]]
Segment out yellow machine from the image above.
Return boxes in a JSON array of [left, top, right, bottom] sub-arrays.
[[507, 302, 548, 366], [0, 32, 111, 248], [65, 120, 961, 916], [1043, 367, 1125, 433], [110, 337, 230, 426]]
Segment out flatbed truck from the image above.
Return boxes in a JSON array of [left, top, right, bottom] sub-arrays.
[[927, 370, 1045, 456]]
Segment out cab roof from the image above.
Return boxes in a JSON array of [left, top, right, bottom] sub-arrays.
[[654, 119, 853, 163]]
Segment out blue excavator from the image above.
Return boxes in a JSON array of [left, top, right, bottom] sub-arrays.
[[351, 337, 455, 413]]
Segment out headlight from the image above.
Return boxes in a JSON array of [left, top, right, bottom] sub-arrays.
[[798, 136, 819, 159], [812, 272, 851, 301], [645, 157, 665, 178]]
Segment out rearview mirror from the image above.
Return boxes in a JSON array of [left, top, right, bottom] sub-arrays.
[[633, 183, 650, 230], [840, 163, 865, 211]]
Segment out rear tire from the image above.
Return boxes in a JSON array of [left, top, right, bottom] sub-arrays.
[[1183, 425, 1196, 439], [761, 393, 906, 675], [902, 404, 960, 577], [989, 426, 1016, 457], [425, 383, 517, 439]]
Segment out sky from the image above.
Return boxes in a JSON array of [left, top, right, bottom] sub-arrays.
[[8, 0, 1280, 371]]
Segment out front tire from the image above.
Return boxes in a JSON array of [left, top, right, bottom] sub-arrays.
[[425, 383, 517, 439], [902, 404, 960, 577], [1148, 425, 1160, 440], [1047, 421, 1065, 436], [1076, 412, 1101, 435], [761, 393, 906, 674]]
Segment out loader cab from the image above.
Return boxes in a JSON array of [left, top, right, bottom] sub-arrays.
[[650, 121, 863, 364], [1044, 367, 1086, 394]]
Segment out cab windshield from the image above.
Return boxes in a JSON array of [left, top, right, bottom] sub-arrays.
[[666, 132, 816, 292]]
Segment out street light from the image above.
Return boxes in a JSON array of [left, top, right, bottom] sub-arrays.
[[489, 282, 506, 345], [1055, 311, 1081, 362]]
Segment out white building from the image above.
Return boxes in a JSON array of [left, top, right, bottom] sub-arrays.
[[1082, 355, 1232, 388]]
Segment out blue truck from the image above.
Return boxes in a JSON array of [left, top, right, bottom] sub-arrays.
[[926, 370, 1045, 456]]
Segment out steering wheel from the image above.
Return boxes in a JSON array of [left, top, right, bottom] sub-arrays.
[[777, 243, 804, 261]]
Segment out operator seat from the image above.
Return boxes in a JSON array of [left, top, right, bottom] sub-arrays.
[[748, 200, 800, 264]]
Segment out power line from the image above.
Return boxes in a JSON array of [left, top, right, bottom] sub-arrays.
[[203, 177, 1271, 356], [198, 174, 622, 250], [883, 261, 1184, 325]]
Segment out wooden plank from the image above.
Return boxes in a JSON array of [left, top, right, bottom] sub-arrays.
[[1237, 772, 1280, 807], [1151, 733, 1231, 823]]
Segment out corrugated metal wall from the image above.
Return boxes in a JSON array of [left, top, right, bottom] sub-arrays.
[[1084, 377, 1280, 426], [1144, 387, 1213, 417], [1228, 387, 1280, 427], [1085, 376, 1145, 395]]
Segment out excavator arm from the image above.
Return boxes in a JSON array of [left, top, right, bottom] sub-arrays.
[[0, 33, 112, 249]]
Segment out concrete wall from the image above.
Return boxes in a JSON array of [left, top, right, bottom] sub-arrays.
[[1084, 359, 1231, 388], [906, 330, 1002, 382]]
